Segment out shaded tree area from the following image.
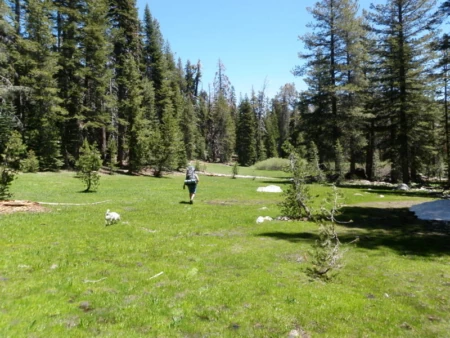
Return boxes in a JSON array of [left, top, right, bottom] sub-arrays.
[[294, 0, 448, 184], [0, 0, 449, 183]]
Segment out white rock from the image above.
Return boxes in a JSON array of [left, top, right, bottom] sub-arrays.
[[256, 216, 273, 223], [395, 183, 409, 191], [288, 329, 300, 338], [257, 185, 283, 193]]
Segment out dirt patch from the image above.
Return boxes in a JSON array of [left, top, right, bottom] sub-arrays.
[[350, 200, 426, 209], [0, 200, 49, 214]]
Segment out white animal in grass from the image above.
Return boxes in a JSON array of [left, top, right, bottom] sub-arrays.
[[105, 209, 120, 226]]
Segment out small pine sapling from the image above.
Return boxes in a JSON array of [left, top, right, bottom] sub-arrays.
[[334, 140, 345, 183], [308, 141, 325, 183], [76, 140, 102, 192], [232, 161, 239, 178], [279, 147, 312, 219], [0, 131, 25, 200], [20, 150, 39, 173], [308, 185, 344, 280], [195, 160, 201, 172]]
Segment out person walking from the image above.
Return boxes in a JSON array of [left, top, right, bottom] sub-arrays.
[[183, 165, 200, 204]]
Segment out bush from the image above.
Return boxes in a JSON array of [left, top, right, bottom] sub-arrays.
[[307, 185, 344, 281], [232, 162, 239, 178], [76, 140, 102, 192], [254, 157, 289, 171], [279, 152, 312, 219], [21, 150, 39, 173], [0, 166, 16, 200]]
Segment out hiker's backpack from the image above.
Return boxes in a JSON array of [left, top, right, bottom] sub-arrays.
[[184, 166, 196, 185]]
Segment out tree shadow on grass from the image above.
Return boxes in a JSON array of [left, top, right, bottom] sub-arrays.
[[257, 206, 450, 256], [260, 180, 292, 185], [338, 184, 441, 198], [258, 231, 316, 243]]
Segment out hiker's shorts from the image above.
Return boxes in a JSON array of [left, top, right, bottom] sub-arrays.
[[188, 184, 197, 194]]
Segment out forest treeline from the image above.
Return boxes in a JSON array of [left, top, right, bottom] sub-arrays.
[[0, 0, 450, 184]]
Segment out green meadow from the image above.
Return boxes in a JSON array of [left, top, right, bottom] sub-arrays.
[[1, 170, 449, 337]]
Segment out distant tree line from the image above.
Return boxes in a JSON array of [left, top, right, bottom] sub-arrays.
[[0, 0, 449, 184]]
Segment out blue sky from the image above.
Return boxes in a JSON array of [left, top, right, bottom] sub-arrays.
[[136, 0, 389, 98]]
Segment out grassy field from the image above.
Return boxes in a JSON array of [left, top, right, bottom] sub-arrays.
[[1, 170, 449, 337]]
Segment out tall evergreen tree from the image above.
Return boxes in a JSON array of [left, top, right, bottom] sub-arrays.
[[296, 0, 368, 172], [236, 98, 256, 166], [142, 5, 171, 121], [434, 33, 450, 184], [82, 0, 114, 158], [271, 84, 298, 157], [54, 0, 86, 168], [147, 102, 182, 176], [250, 86, 268, 161], [366, 0, 439, 183], [108, 0, 142, 167], [20, 0, 65, 170], [207, 60, 235, 162]]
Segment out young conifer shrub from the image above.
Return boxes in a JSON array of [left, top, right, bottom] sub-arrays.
[[76, 140, 102, 192], [0, 166, 15, 200], [195, 160, 201, 172], [232, 161, 239, 178], [20, 150, 39, 173], [308, 185, 344, 280], [334, 140, 345, 183], [0, 131, 26, 199], [308, 141, 325, 183], [279, 149, 312, 219]]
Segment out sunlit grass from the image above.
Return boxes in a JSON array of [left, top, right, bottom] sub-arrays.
[[197, 161, 291, 179], [0, 171, 449, 337]]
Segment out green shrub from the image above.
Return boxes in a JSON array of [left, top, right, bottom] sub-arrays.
[[254, 157, 289, 171], [279, 152, 312, 219], [0, 166, 16, 200], [20, 150, 39, 173], [232, 161, 239, 178], [195, 160, 201, 172], [76, 140, 102, 192]]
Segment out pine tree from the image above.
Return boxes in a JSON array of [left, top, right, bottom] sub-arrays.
[[20, 0, 65, 171], [207, 60, 235, 162], [271, 84, 298, 157], [142, 5, 171, 122], [76, 139, 102, 192], [179, 96, 196, 160], [82, 0, 113, 159], [108, 0, 142, 166], [54, 0, 86, 168], [250, 87, 268, 161], [148, 103, 181, 176], [120, 56, 145, 173], [264, 109, 279, 158], [435, 34, 450, 185], [366, 0, 440, 183], [0, 0, 20, 152], [296, 0, 368, 172], [236, 98, 256, 166]]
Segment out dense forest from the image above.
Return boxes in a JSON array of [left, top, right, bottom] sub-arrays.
[[0, 0, 450, 184]]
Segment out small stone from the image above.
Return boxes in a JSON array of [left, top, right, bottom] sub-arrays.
[[79, 301, 92, 312], [288, 329, 300, 337]]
